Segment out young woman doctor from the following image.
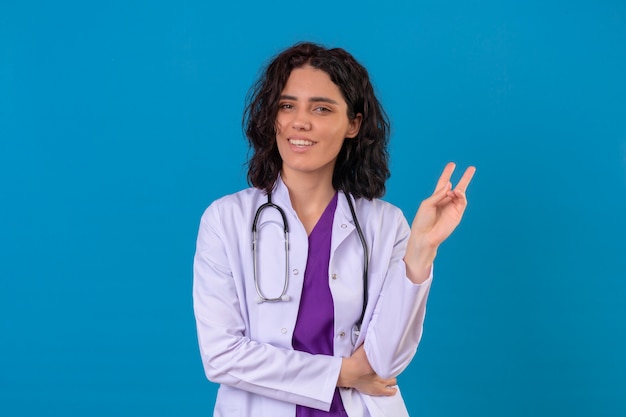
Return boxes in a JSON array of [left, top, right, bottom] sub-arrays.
[[193, 42, 475, 417]]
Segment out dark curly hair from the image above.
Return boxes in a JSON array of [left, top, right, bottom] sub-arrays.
[[243, 41, 390, 199]]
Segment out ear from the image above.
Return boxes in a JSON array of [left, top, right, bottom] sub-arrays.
[[345, 113, 362, 138]]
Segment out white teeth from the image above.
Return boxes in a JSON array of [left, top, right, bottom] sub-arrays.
[[289, 139, 314, 146]]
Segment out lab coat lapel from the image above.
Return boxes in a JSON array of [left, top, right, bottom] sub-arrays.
[[331, 191, 357, 254]]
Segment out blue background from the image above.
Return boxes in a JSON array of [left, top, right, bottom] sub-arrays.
[[2, 0, 625, 416]]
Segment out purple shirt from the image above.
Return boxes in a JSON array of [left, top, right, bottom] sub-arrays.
[[292, 193, 347, 417]]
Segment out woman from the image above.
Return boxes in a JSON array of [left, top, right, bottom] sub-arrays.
[[193, 41, 475, 417]]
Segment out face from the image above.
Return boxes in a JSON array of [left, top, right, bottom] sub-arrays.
[[275, 65, 362, 182]]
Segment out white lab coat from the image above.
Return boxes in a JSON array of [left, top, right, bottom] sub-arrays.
[[193, 177, 433, 417]]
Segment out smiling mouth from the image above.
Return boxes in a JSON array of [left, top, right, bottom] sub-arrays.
[[289, 138, 315, 147]]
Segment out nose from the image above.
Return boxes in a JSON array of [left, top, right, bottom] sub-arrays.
[[292, 110, 311, 131]]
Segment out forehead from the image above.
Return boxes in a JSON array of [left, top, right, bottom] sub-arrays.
[[282, 66, 345, 101]]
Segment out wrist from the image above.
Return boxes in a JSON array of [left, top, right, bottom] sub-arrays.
[[337, 357, 354, 388], [404, 242, 437, 284]]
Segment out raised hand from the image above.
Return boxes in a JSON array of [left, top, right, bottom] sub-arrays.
[[404, 162, 476, 283]]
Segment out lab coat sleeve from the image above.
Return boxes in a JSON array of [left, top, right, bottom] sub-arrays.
[[363, 210, 433, 379], [193, 203, 342, 411]]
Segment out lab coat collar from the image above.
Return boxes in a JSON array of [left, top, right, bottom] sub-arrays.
[[269, 175, 357, 249], [270, 175, 293, 214], [271, 175, 358, 223]]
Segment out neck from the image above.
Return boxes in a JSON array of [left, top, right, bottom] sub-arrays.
[[281, 170, 337, 234]]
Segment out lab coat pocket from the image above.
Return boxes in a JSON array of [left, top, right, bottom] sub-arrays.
[[214, 385, 244, 417]]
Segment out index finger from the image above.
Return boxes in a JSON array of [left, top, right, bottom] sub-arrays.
[[433, 162, 456, 192], [454, 166, 476, 193]]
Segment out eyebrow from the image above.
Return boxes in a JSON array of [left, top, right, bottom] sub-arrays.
[[279, 95, 339, 105]]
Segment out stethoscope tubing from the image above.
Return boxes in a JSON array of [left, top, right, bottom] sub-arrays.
[[252, 191, 369, 341], [252, 193, 291, 303], [345, 193, 369, 334]]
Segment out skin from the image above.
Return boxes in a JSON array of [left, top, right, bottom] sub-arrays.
[[275, 65, 476, 397], [339, 162, 475, 396], [275, 65, 361, 234]]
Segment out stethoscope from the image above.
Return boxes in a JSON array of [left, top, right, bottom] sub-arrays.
[[252, 191, 369, 344]]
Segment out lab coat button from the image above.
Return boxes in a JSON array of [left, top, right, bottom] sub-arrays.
[[292, 269, 299, 275], [281, 328, 287, 334], [341, 224, 347, 229], [331, 273, 337, 280], [339, 331, 346, 338]]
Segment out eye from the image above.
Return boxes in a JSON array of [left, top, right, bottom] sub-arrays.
[[314, 106, 331, 113], [279, 103, 294, 110]]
